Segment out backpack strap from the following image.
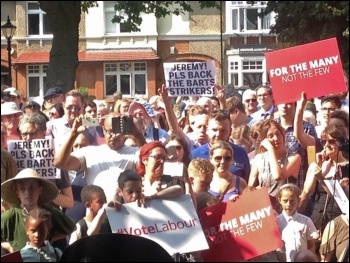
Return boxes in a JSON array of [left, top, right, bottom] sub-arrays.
[[153, 126, 159, 141], [77, 218, 88, 238]]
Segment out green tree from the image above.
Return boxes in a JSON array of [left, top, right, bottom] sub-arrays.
[[262, 1, 349, 73], [112, 1, 219, 32], [38, 1, 218, 93]]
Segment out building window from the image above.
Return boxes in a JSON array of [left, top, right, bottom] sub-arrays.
[[104, 1, 130, 34], [27, 64, 48, 98], [104, 62, 147, 97], [27, 1, 53, 36], [226, 1, 274, 33], [228, 58, 267, 89]]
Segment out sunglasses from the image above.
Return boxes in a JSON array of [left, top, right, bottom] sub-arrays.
[[213, 155, 232, 162], [174, 145, 183, 151], [321, 107, 336, 112], [66, 105, 82, 111], [245, 99, 257, 103], [320, 138, 337, 146]]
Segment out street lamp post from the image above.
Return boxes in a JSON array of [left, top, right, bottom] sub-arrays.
[[1, 16, 17, 86]]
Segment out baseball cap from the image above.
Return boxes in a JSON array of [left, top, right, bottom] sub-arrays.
[[44, 86, 63, 99]]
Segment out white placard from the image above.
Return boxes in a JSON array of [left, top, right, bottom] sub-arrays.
[[106, 194, 209, 255], [8, 138, 60, 179], [163, 61, 216, 97]]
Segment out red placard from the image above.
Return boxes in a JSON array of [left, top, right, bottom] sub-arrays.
[[198, 188, 283, 262], [1, 251, 23, 262], [265, 38, 347, 105]]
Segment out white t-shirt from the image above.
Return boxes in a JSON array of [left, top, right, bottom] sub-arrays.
[[72, 144, 139, 185]]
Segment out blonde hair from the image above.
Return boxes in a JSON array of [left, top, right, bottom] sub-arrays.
[[209, 140, 233, 157], [188, 158, 215, 179]]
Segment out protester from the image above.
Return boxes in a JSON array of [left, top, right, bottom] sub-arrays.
[[209, 140, 247, 202], [48, 103, 64, 120], [249, 85, 276, 126], [248, 119, 301, 213], [2, 87, 22, 109], [64, 130, 94, 223], [242, 89, 258, 117], [69, 185, 107, 245], [128, 100, 169, 143], [42, 87, 64, 117], [1, 101, 23, 144], [192, 109, 251, 182], [46, 89, 98, 146], [136, 141, 185, 197], [54, 112, 145, 186], [276, 183, 319, 262], [300, 125, 348, 232], [1, 168, 76, 252], [18, 112, 74, 210], [20, 208, 62, 262]]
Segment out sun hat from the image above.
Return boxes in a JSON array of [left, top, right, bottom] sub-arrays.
[[1, 168, 59, 206], [1, 101, 23, 116], [3, 87, 20, 97]]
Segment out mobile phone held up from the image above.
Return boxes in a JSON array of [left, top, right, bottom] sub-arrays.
[[82, 118, 99, 126], [112, 116, 133, 135]]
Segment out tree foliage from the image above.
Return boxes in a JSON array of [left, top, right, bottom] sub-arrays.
[[112, 1, 220, 32], [261, 1, 349, 72]]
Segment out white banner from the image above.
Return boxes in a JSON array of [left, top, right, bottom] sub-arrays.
[[163, 61, 216, 97], [8, 138, 61, 179], [106, 194, 209, 255]]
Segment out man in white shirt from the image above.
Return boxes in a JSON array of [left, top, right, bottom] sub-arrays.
[[248, 85, 276, 126]]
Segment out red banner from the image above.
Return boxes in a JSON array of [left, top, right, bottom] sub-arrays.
[[198, 188, 283, 261], [265, 38, 347, 105]]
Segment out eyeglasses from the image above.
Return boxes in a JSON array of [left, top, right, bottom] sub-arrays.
[[21, 130, 38, 138], [320, 138, 337, 146], [321, 107, 336, 112], [66, 105, 82, 111], [213, 155, 232, 162], [245, 99, 257, 103], [148, 154, 167, 162]]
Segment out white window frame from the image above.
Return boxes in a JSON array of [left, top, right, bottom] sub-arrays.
[[226, 1, 273, 34], [104, 1, 130, 35], [27, 1, 53, 36], [27, 64, 48, 100], [227, 56, 268, 89], [104, 62, 147, 97]]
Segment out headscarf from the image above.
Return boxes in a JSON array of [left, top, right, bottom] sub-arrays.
[[136, 141, 165, 176]]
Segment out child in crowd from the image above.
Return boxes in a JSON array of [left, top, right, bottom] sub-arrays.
[[68, 185, 107, 245], [1, 168, 76, 253], [276, 183, 319, 262], [20, 208, 62, 262], [188, 158, 215, 194]]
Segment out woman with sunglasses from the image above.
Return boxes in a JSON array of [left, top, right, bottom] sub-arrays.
[[208, 140, 247, 202], [301, 124, 348, 233], [248, 119, 301, 213]]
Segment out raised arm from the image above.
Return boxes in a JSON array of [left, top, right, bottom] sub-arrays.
[[294, 92, 316, 148], [53, 116, 84, 171], [158, 84, 186, 137]]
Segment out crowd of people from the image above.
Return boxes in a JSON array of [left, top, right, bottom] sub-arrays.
[[1, 79, 349, 262]]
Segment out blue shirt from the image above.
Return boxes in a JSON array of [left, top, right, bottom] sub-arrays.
[[192, 142, 250, 182]]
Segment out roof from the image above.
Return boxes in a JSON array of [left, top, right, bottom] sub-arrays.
[[13, 49, 160, 64]]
